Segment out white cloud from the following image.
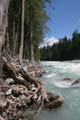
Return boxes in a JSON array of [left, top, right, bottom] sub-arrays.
[[39, 37, 59, 48]]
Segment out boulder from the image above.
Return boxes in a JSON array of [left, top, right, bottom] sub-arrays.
[[43, 93, 64, 109], [47, 93, 59, 102]]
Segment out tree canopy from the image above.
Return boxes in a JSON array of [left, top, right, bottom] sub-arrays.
[[40, 30, 80, 61], [6, 0, 51, 62]]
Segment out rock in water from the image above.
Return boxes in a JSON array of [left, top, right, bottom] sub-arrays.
[[43, 93, 64, 109], [63, 77, 72, 81], [71, 79, 80, 85]]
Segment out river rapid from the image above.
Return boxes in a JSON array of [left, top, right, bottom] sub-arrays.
[[39, 61, 80, 120]]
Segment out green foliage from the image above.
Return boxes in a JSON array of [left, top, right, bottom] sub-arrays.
[[40, 30, 80, 61], [6, 0, 50, 61], [24, 0, 50, 60]]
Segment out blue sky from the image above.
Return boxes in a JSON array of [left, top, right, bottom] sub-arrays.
[[45, 0, 80, 39]]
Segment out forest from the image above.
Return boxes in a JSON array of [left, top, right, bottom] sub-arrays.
[[0, 0, 51, 77], [4, 0, 50, 62], [0, 0, 64, 120], [40, 30, 80, 61]]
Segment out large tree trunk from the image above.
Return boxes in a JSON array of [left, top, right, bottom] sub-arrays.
[[0, 0, 10, 77], [19, 0, 25, 65]]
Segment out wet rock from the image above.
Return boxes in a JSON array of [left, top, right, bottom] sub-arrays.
[[63, 77, 72, 81], [44, 97, 64, 109], [47, 93, 59, 102], [43, 93, 64, 109], [71, 79, 80, 85]]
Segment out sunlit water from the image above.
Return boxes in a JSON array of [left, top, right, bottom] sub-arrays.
[[39, 61, 80, 120]]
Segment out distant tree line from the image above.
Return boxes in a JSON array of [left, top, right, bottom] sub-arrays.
[[40, 30, 80, 61]]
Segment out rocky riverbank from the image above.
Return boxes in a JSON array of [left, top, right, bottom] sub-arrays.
[[0, 53, 64, 120]]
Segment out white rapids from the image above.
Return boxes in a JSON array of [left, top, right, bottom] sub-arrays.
[[40, 61, 80, 120], [53, 80, 80, 88]]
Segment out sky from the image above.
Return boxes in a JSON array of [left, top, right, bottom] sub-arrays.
[[42, 0, 80, 46]]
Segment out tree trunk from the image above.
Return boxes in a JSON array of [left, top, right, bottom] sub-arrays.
[[0, 0, 10, 77], [30, 25, 35, 64], [19, 0, 25, 65], [13, 21, 17, 56], [29, 2, 35, 65]]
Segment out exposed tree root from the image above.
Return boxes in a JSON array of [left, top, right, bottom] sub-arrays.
[[0, 53, 64, 120]]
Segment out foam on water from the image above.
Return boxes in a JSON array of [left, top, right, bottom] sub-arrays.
[[53, 81, 71, 88], [41, 61, 80, 79], [44, 73, 56, 78], [40, 61, 80, 120], [53, 80, 80, 88]]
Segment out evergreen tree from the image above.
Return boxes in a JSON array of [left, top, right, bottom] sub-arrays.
[[40, 30, 80, 61]]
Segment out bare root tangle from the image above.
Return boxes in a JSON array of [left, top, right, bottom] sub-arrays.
[[0, 52, 64, 120]]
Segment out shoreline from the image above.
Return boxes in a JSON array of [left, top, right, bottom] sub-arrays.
[[0, 54, 64, 120]]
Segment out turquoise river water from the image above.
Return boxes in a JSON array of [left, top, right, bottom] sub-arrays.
[[39, 61, 80, 120]]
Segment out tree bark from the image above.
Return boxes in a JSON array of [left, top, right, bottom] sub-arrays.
[[0, 0, 10, 77], [30, 25, 35, 64], [13, 21, 17, 56], [19, 0, 25, 65], [29, 2, 35, 65]]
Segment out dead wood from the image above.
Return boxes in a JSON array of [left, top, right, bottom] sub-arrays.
[[0, 53, 64, 120]]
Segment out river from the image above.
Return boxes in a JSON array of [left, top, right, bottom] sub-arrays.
[[39, 61, 80, 120]]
